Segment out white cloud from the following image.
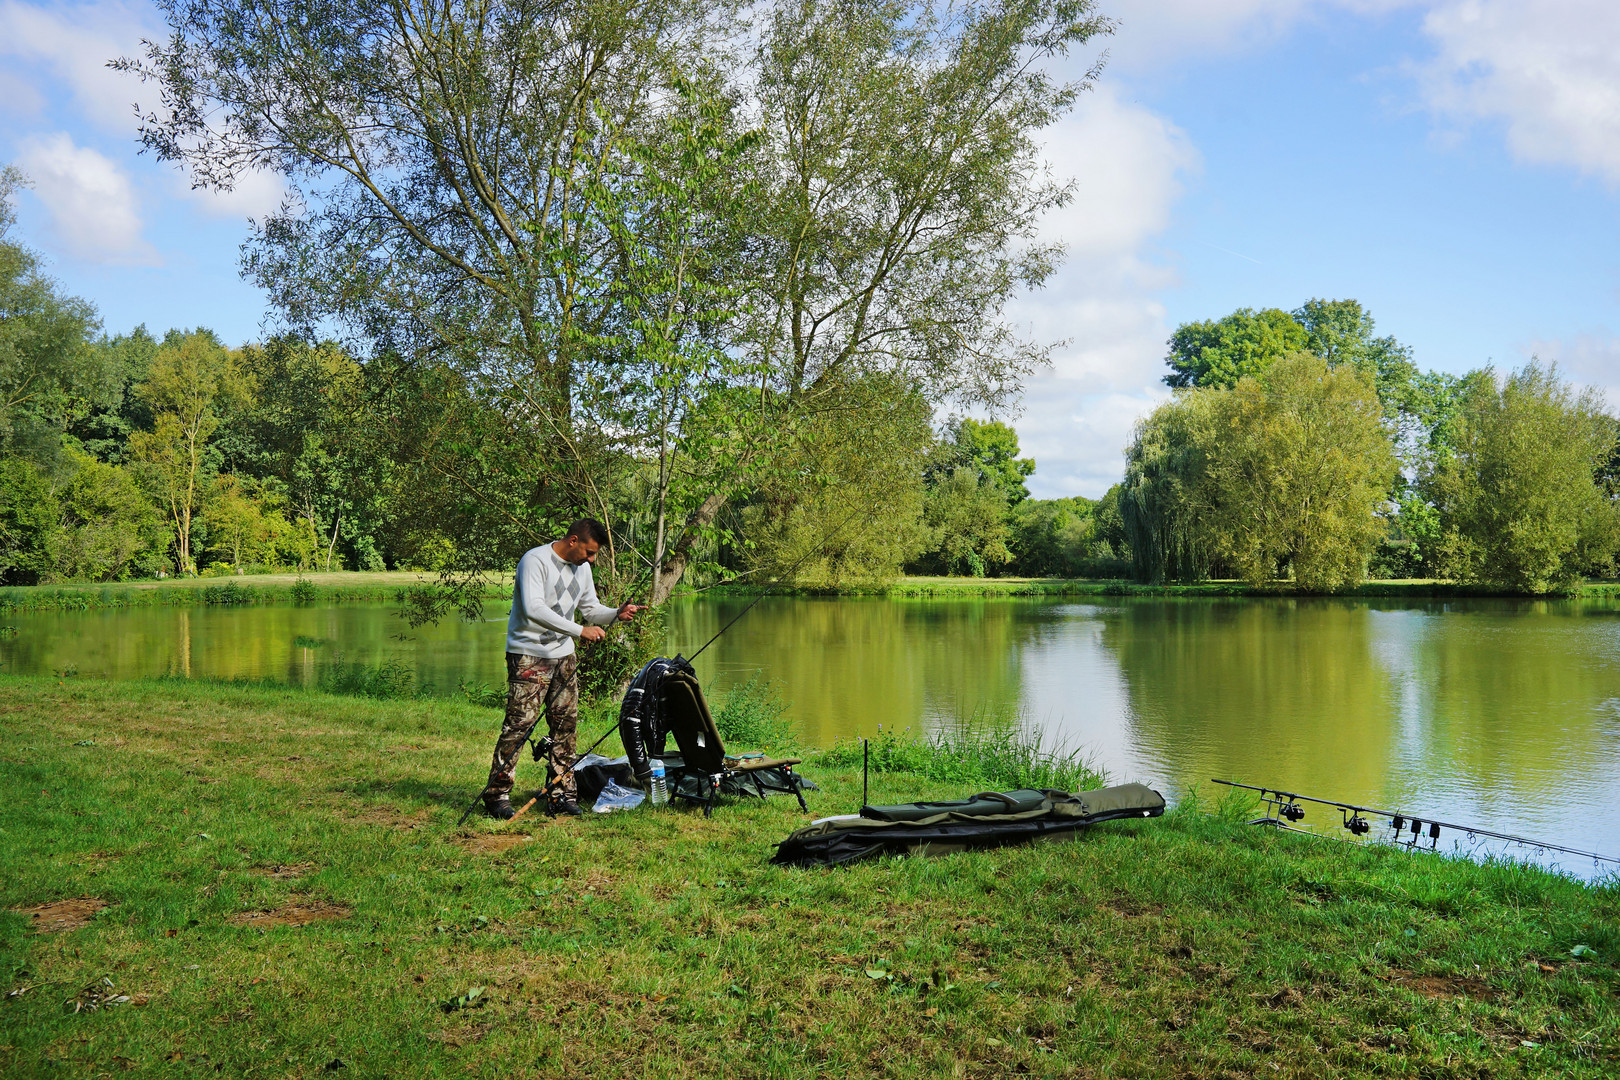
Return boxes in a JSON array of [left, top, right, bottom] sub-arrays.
[[0, 68, 44, 118], [1523, 333, 1620, 409], [174, 166, 288, 221], [1009, 87, 1199, 498], [1101, 0, 1413, 71], [16, 131, 154, 263], [0, 0, 156, 133], [1416, 0, 1620, 186]]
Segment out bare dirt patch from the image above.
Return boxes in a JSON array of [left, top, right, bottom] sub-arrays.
[[1385, 968, 1496, 1000], [457, 832, 536, 855], [357, 804, 430, 831], [16, 896, 109, 933], [227, 900, 350, 928], [249, 863, 314, 880]]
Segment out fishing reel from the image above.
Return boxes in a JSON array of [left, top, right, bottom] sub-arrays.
[[1341, 810, 1371, 836], [1279, 801, 1305, 822], [530, 735, 554, 762]]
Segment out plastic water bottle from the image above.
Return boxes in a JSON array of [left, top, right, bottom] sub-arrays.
[[649, 760, 668, 806]]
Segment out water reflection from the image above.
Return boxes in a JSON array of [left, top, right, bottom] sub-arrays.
[[4, 593, 1618, 871], [669, 597, 1047, 747]]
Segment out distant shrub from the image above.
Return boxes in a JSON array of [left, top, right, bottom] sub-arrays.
[[201, 582, 252, 605], [290, 577, 318, 604]]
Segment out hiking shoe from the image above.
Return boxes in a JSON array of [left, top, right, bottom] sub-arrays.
[[484, 797, 516, 821], [546, 796, 585, 817]]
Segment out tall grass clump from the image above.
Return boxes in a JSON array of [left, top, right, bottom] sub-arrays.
[[714, 673, 797, 752], [316, 656, 416, 699], [812, 721, 1105, 794]]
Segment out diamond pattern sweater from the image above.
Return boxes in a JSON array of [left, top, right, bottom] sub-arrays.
[[505, 543, 620, 658]]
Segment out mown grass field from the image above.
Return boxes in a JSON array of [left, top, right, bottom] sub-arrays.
[[2, 675, 1617, 1078]]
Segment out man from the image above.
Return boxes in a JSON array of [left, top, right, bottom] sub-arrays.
[[482, 518, 643, 818]]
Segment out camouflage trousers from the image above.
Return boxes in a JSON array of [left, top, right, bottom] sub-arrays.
[[483, 652, 580, 804]]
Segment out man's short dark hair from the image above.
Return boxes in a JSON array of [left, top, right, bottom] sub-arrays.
[[566, 517, 610, 545]]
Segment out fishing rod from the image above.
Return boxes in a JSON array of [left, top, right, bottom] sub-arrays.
[[1213, 779, 1620, 867]]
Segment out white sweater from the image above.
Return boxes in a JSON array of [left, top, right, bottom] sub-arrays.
[[505, 543, 620, 658]]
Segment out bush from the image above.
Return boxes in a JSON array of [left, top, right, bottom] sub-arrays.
[[459, 680, 506, 709], [318, 656, 416, 699], [575, 605, 662, 704], [713, 674, 796, 751], [812, 722, 1106, 794]]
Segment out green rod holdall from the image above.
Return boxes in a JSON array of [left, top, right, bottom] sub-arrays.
[[771, 783, 1166, 867]]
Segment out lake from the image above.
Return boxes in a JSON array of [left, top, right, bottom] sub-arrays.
[[5, 593, 1618, 875]]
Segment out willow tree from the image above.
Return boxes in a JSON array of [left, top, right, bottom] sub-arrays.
[[1124, 355, 1396, 590], [120, 0, 727, 570], [122, 0, 1113, 601], [1201, 354, 1396, 591], [1120, 392, 1219, 584]]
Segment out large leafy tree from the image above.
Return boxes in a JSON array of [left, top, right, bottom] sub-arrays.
[[1164, 299, 1417, 421], [128, 331, 247, 575], [1423, 362, 1619, 592], [120, 0, 725, 588], [746, 0, 1107, 409], [122, 0, 1112, 605], [52, 448, 168, 582], [931, 418, 1035, 502], [237, 337, 382, 570], [1124, 354, 1397, 590], [1162, 307, 1307, 390]]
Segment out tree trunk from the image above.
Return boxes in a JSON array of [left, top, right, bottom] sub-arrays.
[[649, 490, 729, 605]]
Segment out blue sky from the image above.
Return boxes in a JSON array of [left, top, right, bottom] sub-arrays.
[[4, 0, 1619, 497]]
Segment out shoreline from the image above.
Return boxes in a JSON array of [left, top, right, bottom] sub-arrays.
[[6, 571, 1620, 614]]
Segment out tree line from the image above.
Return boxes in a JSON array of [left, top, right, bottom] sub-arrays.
[[6, 0, 1609, 598], [0, 156, 1115, 587], [1119, 299, 1620, 593]]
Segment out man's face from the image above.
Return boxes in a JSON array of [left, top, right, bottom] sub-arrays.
[[560, 536, 600, 565]]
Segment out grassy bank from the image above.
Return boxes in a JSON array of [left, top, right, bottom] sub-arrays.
[[2, 676, 1615, 1078], [0, 572, 513, 615]]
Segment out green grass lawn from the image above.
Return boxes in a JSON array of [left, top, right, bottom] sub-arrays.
[[1, 675, 1616, 1078]]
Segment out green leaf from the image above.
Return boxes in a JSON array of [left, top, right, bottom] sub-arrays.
[[1569, 944, 1597, 959]]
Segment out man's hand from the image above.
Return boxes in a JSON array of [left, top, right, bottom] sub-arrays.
[[617, 603, 645, 622], [581, 625, 607, 643]]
